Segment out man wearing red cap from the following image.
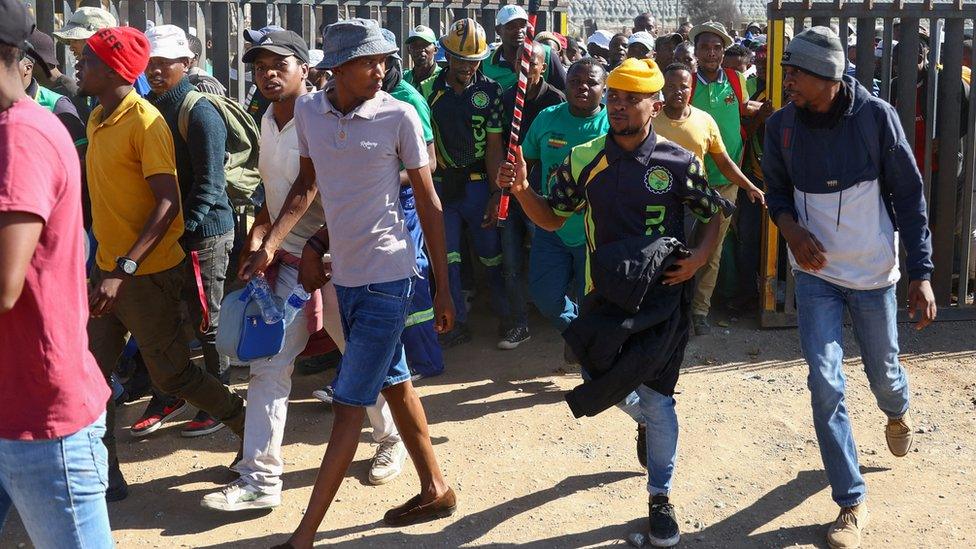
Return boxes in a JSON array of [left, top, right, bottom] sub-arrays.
[[77, 26, 246, 502]]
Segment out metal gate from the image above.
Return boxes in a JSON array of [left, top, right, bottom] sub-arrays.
[[31, 0, 569, 101], [761, 0, 976, 327]]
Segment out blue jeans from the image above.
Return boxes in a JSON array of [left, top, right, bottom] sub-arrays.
[[528, 229, 586, 332], [0, 414, 113, 548], [580, 370, 678, 495], [333, 278, 415, 407], [439, 179, 507, 324], [794, 272, 910, 507], [500, 199, 534, 328]]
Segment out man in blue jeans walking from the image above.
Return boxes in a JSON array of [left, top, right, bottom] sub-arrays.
[[499, 57, 734, 548], [242, 19, 457, 548], [763, 27, 938, 549], [0, 3, 113, 545]]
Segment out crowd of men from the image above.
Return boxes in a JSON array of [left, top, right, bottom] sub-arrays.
[[0, 1, 953, 548]]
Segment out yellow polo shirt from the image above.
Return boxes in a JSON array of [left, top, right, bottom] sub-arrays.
[[654, 106, 727, 174], [86, 90, 184, 274]]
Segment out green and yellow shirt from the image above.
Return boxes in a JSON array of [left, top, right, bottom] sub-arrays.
[[690, 69, 748, 187], [425, 70, 504, 170], [547, 131, 734, 291]]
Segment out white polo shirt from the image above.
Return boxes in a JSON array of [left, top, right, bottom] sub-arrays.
[[258, 106, 327, 257], [294, 89, 429, 287]]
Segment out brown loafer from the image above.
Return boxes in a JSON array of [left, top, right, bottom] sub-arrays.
[[384, 487, 457, 526]]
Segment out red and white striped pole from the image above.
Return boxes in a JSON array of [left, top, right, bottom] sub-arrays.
[[497, 0, 540, 225]]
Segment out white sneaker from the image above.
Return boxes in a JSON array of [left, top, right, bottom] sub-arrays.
[[368, 439, 407, 485], [311, 385, 335, 405], [201, 479, 281, 511]]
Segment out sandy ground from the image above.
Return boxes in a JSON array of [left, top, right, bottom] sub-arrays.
[[3, 313, 975, 548]]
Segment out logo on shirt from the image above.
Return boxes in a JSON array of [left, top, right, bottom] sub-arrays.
[[361, 140, 379, 151], [725, 92, 737, 105], [547, 132, 568, 149], [645, 166, 673, 194], [471, 91, 490, 109]]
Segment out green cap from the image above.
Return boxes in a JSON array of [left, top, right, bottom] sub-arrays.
[[406, 24, 437, 45]]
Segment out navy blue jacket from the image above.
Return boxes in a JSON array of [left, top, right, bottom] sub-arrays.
[[763, 76, 934, 283]]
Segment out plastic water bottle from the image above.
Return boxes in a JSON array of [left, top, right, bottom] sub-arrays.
[[282, 286, 312, 327], [248, 274, 283, 324]]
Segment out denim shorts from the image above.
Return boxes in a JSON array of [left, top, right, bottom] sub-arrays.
[[332, 277, 415, 406]]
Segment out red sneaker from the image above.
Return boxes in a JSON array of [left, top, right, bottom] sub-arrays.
[[180, 410, 226, 438], [130, 398, 188, 437]]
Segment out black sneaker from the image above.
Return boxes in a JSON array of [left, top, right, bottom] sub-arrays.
[[648, 495, 680, 547], [692, 314, 711, 336], [106, 461, 129, 502], [636, 424, 647, 469], [497, 326, 530, 350], [438, 322, 471, 349]]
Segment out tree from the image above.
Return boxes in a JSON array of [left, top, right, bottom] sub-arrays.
[[684, 0, 742, 27]]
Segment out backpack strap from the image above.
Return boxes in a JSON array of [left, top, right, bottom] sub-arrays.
[[854, 104, 881, 174], [177, 90, 205, 142], [726, 68, 745, 105], [780, 103, 795, 179]]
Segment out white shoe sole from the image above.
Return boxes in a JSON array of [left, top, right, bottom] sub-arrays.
[[369, 467, 404, 486], [181, 421, 226, 438], [497, 335, 530, 350], [201, 494, 281, 512], [130, 401, 189, 437], [311, 390, 334, 405], [648, 532, 680, 547]]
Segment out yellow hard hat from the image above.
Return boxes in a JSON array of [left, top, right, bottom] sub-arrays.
[[440, 18, 491, 61]]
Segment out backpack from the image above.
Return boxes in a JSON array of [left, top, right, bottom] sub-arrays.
[[178, 90, 262, 207]]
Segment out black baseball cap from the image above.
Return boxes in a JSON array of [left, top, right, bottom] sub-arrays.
[[242, 30, 310, 64], [0, 0, 33, 49], [27, 28, 58, 76]]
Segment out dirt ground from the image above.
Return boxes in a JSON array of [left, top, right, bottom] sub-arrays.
[[4, 312, 975, 548]]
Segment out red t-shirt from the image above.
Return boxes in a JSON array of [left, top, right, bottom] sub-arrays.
[[0, 99, 108, 440]]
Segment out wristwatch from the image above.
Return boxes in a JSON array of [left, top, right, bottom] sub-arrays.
[[116, 257, 138, 276]]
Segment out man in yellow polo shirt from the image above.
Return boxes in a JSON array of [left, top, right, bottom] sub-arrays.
[[78, 27, 245, 502]]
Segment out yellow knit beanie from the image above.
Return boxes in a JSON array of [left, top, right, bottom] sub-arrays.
[[606, 57, 665, 94]]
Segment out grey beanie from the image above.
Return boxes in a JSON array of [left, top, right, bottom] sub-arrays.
[[782, 26, 846, 81]]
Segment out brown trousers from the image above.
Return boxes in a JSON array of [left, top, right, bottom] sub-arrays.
[[88, 263, 244, 465]]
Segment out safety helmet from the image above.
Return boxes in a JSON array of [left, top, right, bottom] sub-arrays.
[[440, 18, 491, 61]]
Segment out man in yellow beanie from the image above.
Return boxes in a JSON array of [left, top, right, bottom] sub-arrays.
[[497, 57, 734, 548]]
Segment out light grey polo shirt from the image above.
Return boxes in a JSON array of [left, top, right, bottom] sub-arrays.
[[294, 89, 429, 287]]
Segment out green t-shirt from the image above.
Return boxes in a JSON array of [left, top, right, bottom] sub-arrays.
[[691, 70, 747, 187], [522, 103, 609, 248], [390, 79, 433, 143], [404, 65, 442, 94], [481, 44, 558, 91]]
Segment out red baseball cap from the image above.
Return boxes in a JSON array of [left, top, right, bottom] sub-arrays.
[[88, 26, 150, 84]]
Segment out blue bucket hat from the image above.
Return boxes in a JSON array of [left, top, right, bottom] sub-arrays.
[[379, 27, 401, 60], [320, 18, 398, 70]]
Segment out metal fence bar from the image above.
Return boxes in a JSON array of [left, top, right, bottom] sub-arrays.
[[933, 17, 965, 306], [959, 29, 976, 306], [879, 19, 894, 101], [855, 16, 875, 89], [128, 0, 147, 36], [894, 21, 919, 149], [922, 18, 942, 204]]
